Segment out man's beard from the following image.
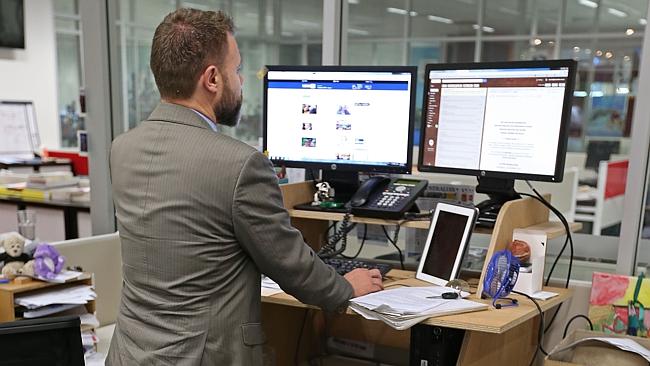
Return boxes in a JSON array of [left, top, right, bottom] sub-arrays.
[[214, 87, 243, 127]]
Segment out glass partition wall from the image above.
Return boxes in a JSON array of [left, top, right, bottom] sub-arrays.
[[71, 0, 650, 280]]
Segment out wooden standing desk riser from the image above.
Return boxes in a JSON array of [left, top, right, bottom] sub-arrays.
[[262, 181, 575, 365]]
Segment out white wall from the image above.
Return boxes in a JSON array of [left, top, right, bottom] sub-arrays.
[[0, 0, 59, 149]]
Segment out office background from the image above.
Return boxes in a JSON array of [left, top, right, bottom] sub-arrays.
[[1, 0, 650, 282]]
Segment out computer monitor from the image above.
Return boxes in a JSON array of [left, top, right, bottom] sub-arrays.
[[0, 101, 40, 159], [418, 60, 577, 216], [263, 65, 417, 201], [0, 315, 84, 365]]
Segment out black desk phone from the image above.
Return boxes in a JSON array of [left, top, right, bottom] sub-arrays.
[[349, 177, 428, 219]]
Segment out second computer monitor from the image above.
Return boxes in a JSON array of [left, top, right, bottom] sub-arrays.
[[418, 60, 577, 183], [263, 65, 417, 175]]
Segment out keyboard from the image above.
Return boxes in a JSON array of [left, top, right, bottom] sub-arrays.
[[322, 258, 393, 277]]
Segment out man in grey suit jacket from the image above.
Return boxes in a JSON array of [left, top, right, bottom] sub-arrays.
[[107, 8, 383, 365]]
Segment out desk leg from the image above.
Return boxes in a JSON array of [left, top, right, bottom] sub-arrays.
[[63, 208, 79, 240]]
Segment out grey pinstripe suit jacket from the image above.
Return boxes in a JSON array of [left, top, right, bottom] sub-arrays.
[[106, 102, 353, 365]]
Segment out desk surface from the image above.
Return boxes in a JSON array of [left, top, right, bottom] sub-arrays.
[[0, 195, 90, 210], [262, 269, 571, 334]]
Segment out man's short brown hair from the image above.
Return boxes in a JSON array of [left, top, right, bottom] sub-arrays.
[[150, 8, 234, 99]]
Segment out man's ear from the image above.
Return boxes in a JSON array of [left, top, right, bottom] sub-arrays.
[[202, 65, 221, 94]]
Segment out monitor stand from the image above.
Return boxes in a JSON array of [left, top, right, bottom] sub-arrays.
[[294, 170, 360, 213], [474, 177, 520, 228]]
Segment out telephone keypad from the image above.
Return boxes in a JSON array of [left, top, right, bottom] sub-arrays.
[[375, 192, 408, 207]]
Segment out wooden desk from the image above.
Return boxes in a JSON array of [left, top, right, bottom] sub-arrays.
[[261, 270, 571, 365], [269, 181, 577, 365]]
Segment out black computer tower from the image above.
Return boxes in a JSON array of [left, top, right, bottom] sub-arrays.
[[410, 324, 465, 366]]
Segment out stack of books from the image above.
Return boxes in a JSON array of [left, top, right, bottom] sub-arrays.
[[0, 183, 47, 200], [0, 172, 90, 202], [26, 172, 79, 189]]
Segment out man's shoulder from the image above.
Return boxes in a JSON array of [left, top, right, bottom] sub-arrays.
[[212, 133, 258, 155], [111, 125, 140, 150], [110, 119, 261, 163]]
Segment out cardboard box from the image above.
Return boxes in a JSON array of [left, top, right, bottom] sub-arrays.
[[545, 329, 650, 366]]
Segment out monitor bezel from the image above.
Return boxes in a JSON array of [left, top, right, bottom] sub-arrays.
[[263, 65, 417, 174], [417, 59, 577, 183], [415, 202, 478, 287]]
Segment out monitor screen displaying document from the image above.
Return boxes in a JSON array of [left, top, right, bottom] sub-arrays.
[[419, 60, 575, 182]]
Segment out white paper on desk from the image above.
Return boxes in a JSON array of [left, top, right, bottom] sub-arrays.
[[349, 299, 486, 331], [79, 313, 100, 328], [349, 286, 486, 330], [14, 285, 96, 309], [349, 303, 433, 330], [261, 276, 281, 289], [351, 286, 468, 315], [22, 303, 79, 318], [36, 270, 83, 283], [551, 337, 650, 362], [531, 291, 558, 300], [261, 276, 284, 296]]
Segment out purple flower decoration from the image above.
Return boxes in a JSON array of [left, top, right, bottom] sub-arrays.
[[33, 244, 65, 279]]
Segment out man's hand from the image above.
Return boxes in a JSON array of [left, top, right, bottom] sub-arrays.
[[344, 268, 383, 297]]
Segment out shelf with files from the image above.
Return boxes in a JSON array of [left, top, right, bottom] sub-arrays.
[[287, 208, 581, 239], [281, 181, 581, 297], [0, 273, 94, 322]]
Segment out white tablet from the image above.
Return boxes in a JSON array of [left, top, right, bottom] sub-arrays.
[[416, 203, 479, 287]]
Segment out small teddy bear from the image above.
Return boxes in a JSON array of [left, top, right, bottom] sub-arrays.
[[0, 232, 36, 279]]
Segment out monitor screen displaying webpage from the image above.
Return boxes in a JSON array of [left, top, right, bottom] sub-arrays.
[[263, 66, 416, 173], [419, 60, 575, 181]]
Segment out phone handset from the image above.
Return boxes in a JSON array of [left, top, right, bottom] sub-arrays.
[[347, 176, 391, 208]]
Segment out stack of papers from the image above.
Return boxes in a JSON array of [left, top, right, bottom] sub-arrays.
[[26, 172, 77, 189], [14, 285, 96, 309], [22, 303, 80, 318], [48, 186, 90, 202], [35, 270, 83, 283], [349, 286, 487, 330], [551, 336, 650, 362]]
